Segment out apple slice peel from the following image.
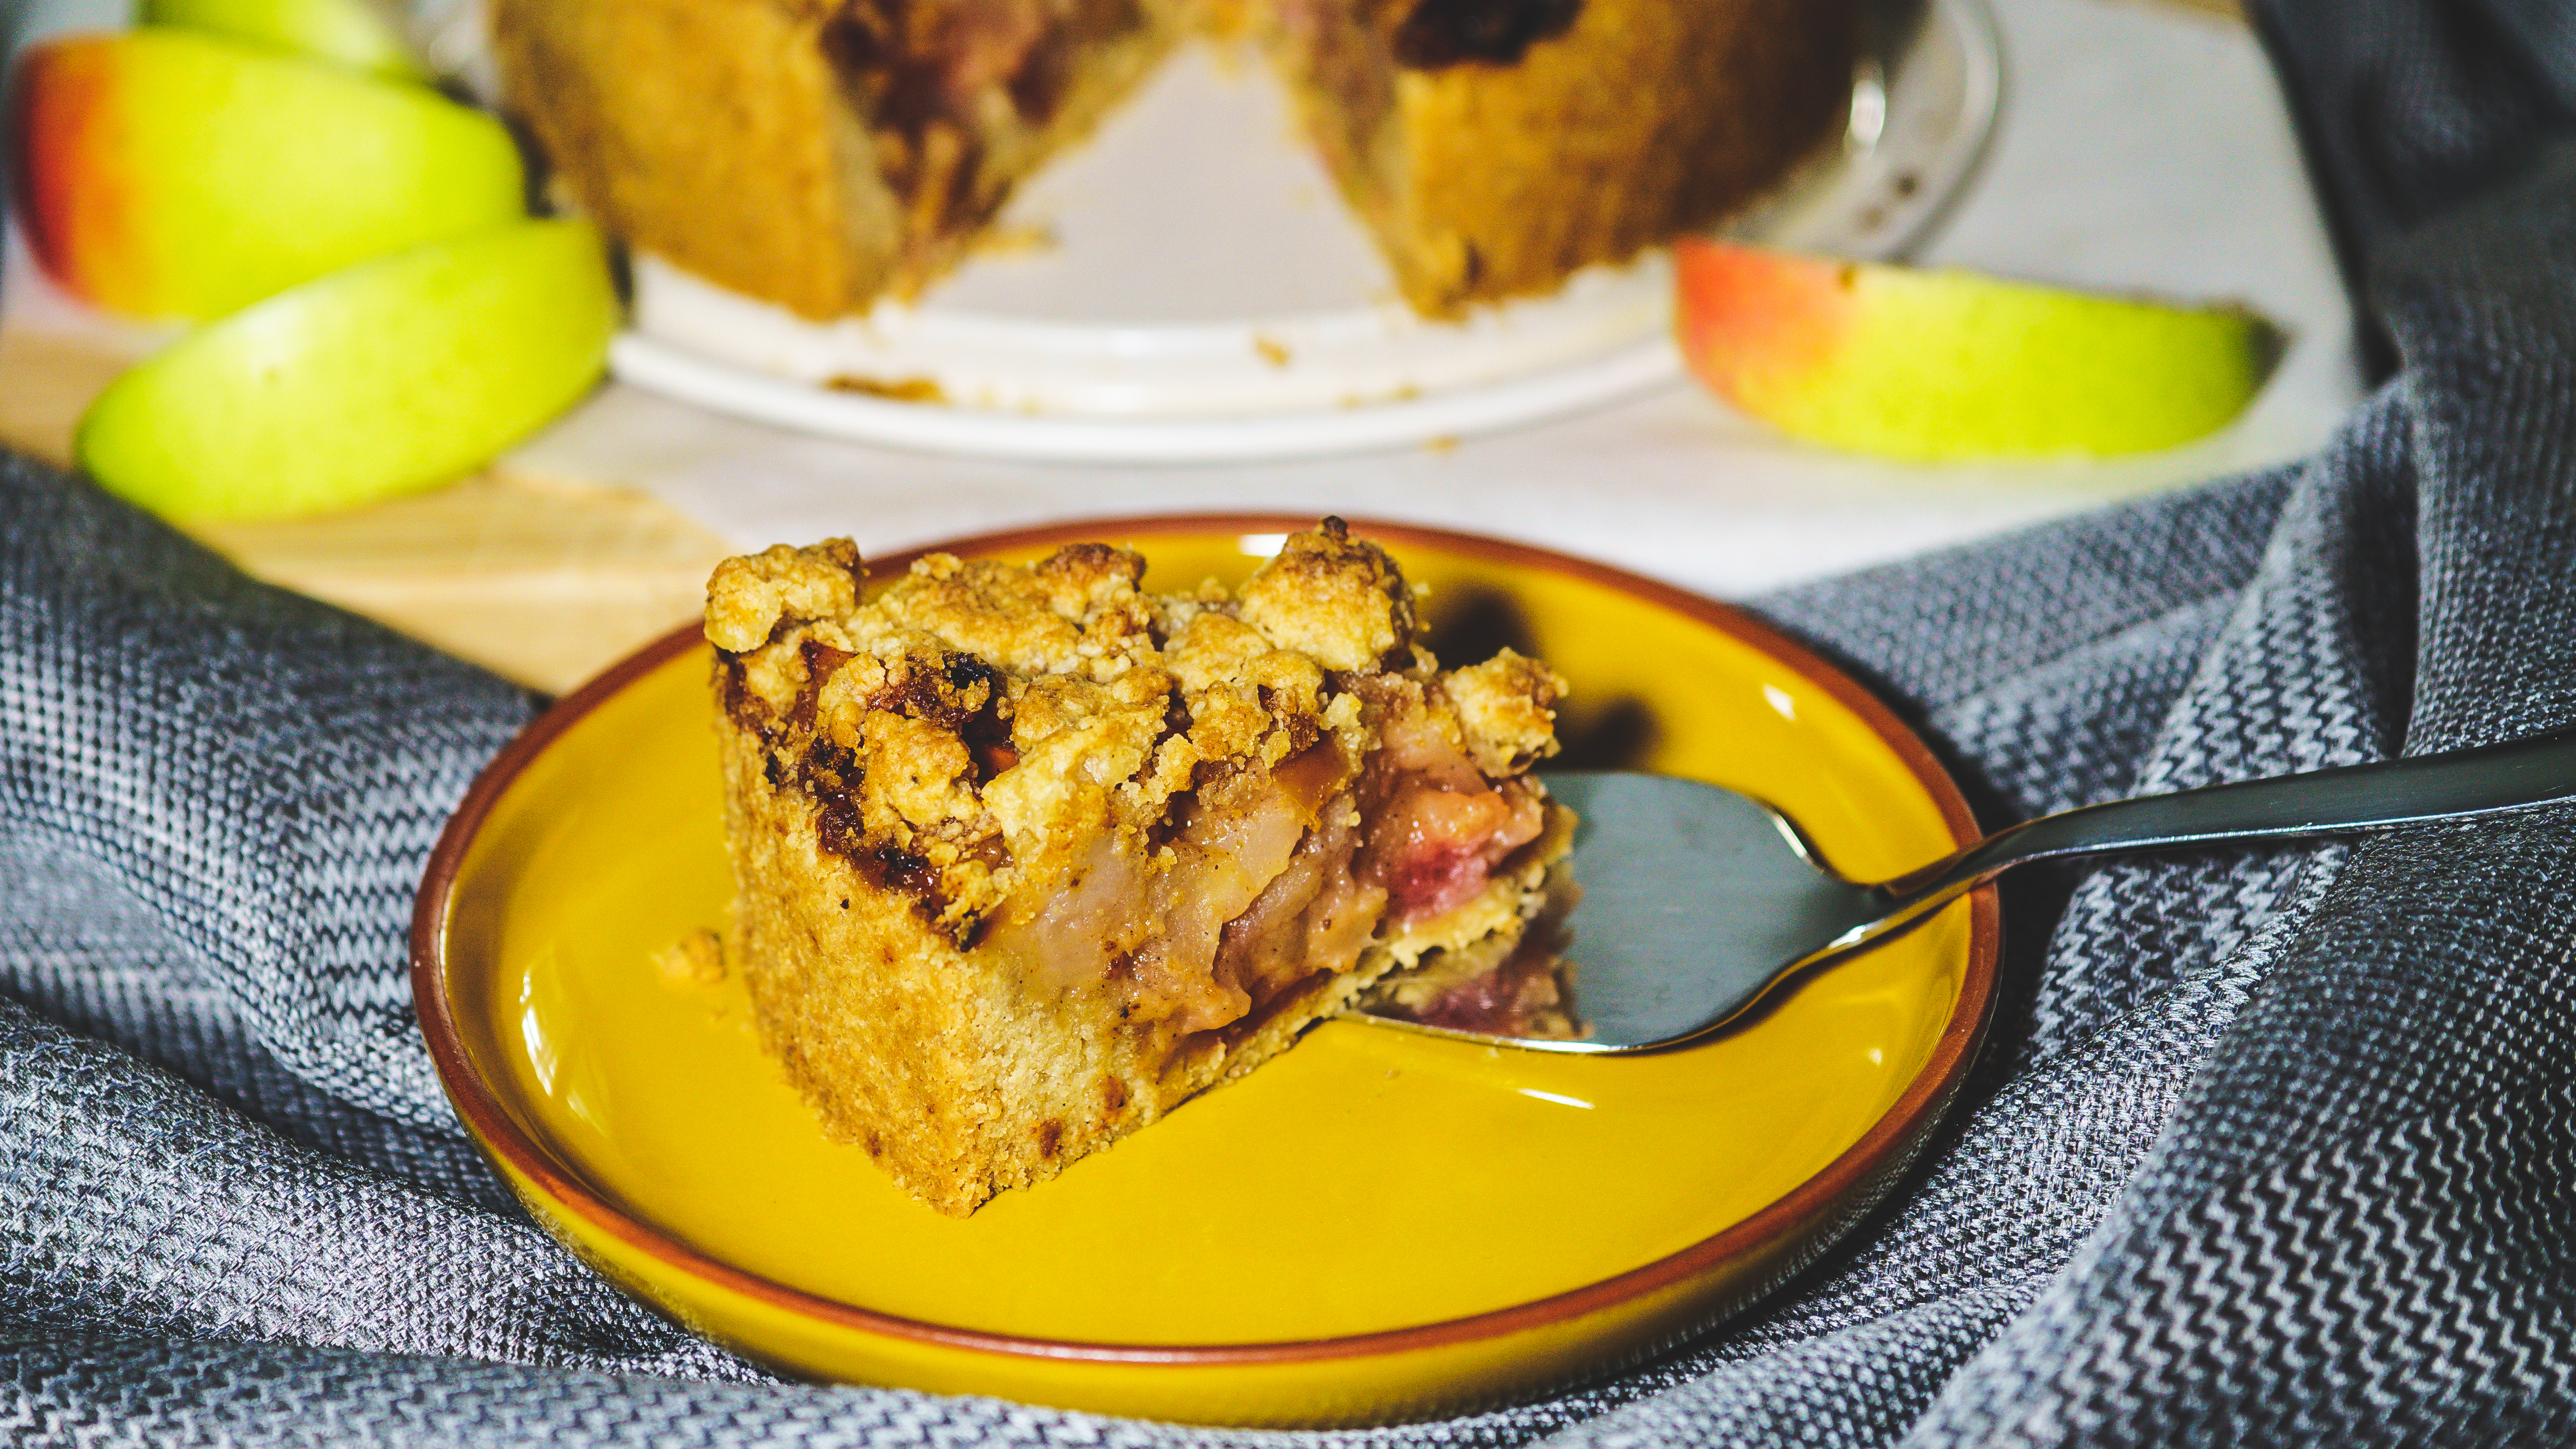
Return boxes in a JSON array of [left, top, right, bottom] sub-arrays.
[[76, 220, 619, 521], [10, 28, 521, 322], [1676, 241, 2280, 461]]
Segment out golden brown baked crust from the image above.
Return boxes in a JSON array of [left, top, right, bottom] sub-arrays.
[[709, 520, 1571, 1214], [1268, 0, 1853, 314], [494, 0, 1183, 321], [491, 0, 871, 321], [493, 0, 1852, 320]]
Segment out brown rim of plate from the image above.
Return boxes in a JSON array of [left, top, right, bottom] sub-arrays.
[[410, 512, 2002, 1369]]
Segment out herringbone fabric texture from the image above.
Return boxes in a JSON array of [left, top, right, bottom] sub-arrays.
[[8, 0, 2576, 1441]]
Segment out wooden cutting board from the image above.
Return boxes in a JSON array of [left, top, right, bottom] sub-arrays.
[[0, 322, 735, 696]]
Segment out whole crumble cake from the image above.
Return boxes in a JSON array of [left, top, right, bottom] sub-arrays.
[[491, 0, 1853, 320], [706, 519, 1573, 1214]]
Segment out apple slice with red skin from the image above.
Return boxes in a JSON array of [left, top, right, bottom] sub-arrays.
[[11, 28, 520, 322], [1675, 240, 2279, 461], [77, 220, 620, 521]]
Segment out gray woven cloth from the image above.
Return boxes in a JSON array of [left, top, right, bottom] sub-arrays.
[[10, 0, 2576, 1441]]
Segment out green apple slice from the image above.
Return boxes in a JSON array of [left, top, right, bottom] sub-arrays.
[[139, 0, 427, 78], [12, 28, 521, 321], [77, 220, 620, 521], [1676, 241, 2281, 461]]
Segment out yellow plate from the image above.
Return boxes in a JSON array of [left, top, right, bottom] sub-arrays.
[[412, 516, 1999, 1427]]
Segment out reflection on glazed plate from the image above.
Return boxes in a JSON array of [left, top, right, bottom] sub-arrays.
[[411, 517, 2000, 1427], [608, 0, 2001, 462]]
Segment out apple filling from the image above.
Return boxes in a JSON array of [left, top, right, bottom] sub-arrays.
[[1356, 679, 1548, 925], [983, 680, 1571, 1070], [1351, 677, 1580, 1039], [1358, 870, 1580, 1039], [821, 0, 1164, 259], [981, 741, 1364, 1035]]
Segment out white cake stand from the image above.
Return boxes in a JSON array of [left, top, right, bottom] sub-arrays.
[[609, 0, 2002, 464]]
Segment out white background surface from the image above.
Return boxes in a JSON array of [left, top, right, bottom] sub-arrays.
[[511, 0, 2363, 599]]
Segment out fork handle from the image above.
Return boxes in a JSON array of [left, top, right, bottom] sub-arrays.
[[1873, 724, 2576, 918]]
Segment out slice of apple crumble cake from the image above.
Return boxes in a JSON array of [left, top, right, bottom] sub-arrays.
[[706, 519, 1571, 1215]]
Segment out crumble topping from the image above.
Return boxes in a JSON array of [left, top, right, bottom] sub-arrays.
[[1445, 648, 1565, 774], [704, 538, 863, 652], [1232, 522, 1416, 672], [707, 518, 1564, 962]]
